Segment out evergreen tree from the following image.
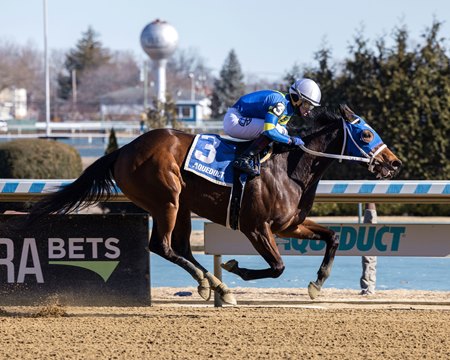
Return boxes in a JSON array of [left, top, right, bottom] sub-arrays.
[[407, 20, 450, 179], [313, 21, 449, 181], [210, 49, 245, 119], [58, 27, 111, 100], [304, 47, 339, 109], [105, 128, 119, 155]]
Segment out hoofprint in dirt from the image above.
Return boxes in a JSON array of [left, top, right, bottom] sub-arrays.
[[0, 304, 448, 360], [151, 287, 450, 308]]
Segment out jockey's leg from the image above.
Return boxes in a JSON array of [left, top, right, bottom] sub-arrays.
[[223, 109, 272, 176], [233, 134, 272, 176]]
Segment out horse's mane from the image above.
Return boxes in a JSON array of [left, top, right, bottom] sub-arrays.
[[273, 106, 343, 154]]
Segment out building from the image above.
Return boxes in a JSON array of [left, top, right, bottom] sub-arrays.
[[99, 86, 211, 127], [0, 88, 27, 120]]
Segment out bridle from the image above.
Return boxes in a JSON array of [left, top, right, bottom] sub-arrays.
[[299, 117, 387, 172]]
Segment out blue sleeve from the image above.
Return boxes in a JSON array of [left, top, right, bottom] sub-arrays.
[[262, 112, 291, 144]]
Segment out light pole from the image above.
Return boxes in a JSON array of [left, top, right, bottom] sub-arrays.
[[43, 0, 50, 136], [71, 68, 77, 110], [189, 73, 195, 101]]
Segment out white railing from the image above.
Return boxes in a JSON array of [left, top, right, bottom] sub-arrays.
[[0, 179, 448, 203]]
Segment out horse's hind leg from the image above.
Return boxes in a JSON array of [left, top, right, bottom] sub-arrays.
[[277, 219, 338, 299], [171, 206, 236, 305], [149, 218, 205, 288], [148, 198, 207, 292], [221, 223, 285, 280]]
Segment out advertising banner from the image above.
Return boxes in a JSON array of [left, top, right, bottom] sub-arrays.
[[205, 223, 450, 257], [0, 214, 150, 306]]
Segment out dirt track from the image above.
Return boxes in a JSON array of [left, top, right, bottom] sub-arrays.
[[0, 289, 449, 360]]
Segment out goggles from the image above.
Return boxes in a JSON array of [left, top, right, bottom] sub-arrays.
[[291, 93, 315, 111]]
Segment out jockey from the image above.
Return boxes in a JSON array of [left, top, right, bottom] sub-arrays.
[[223, 78, 321, 176]]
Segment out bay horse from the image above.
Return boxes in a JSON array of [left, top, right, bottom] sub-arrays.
[[26, 105, 401, 305]]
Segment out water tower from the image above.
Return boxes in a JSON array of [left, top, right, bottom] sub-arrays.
[[140, 19, 178, 103]]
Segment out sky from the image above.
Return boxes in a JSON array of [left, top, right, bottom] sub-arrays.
[[0, 0, 448, 81]]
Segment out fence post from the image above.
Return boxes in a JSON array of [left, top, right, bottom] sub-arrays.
[[360, 203, 378, 295], [213, 254, 223, 307]]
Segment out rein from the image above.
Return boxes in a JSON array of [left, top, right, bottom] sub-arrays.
[[299, 118, 386, 168]]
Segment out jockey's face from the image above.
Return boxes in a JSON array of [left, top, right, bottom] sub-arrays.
[[298, 99, 315, 117]]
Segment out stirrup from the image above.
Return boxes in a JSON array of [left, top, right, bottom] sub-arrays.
[[233, 158, 259, 176]]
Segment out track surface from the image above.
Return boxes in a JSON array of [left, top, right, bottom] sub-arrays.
[[1, 288, 449, 360]]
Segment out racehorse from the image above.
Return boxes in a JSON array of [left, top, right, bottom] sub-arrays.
[[26, 105, 401, 305]]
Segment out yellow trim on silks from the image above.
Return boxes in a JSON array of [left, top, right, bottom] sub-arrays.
[[278, 115, 290, 125], [275, 90, 286, 96], [264, 123, 276, 131]]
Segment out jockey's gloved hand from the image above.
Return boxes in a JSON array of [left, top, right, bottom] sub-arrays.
[[289, 136, 304, 147]]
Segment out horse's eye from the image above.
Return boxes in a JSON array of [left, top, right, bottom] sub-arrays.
[[361, 130, 374, 143]]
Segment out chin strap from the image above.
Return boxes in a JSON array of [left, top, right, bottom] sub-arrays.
[[298, 118, 385, 166]]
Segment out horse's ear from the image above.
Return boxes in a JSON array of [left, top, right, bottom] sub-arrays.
[[339, 104, 355, 121]]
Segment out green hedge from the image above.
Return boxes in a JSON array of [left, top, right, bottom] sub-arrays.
[[0, 139, 82, 179]]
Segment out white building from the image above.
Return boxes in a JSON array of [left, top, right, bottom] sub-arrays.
[[0, 88, 27, 120]]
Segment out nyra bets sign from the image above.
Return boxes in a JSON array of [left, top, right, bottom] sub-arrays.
[[0, 214, 149, 306]]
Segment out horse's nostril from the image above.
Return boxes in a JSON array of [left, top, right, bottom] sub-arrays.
[[391, 160, 402, 169]]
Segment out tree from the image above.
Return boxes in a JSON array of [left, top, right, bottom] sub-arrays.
[[210, 49, 245, 119], [145, 94, 179, 130], [299, 19, 449, 184], [0, 40, 43, 93], [105, 128, 119, 155], [57, 27, 111, 100], [304, 46, 339, 109], [75, 51, 140, 114], [0, 40, 44, 119]]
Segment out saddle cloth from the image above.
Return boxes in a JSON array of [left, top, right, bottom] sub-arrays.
[[184, 134, 247, 186], [184, 134, 271, 230]]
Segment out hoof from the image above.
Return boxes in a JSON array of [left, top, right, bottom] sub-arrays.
[[221, 292, 237, 306], [308, 281, 321, 300], [216, 284, 237, 306], [197, 278, 211, 301], [221, 259, 238, 273]]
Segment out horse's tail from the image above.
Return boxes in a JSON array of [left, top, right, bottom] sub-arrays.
[[26, 149, 121, 224]]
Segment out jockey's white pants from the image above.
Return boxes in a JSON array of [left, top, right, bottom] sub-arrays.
[[223, 108, 288, 140]]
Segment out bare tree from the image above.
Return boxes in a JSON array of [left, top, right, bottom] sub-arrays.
[[74, 50, 140, 115], [164, 48, 213, 99], [0, 39, 43, 93]]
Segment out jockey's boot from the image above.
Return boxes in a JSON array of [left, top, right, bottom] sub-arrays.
[[233, 135, 272, 176]]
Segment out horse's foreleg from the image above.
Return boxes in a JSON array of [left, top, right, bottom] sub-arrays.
[[277, 219, 338, 299], [221, 223, 285, 280]]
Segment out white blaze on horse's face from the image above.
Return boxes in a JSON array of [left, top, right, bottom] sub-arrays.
[[344, 115, 401, 179]]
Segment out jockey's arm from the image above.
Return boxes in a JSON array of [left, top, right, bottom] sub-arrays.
[[262, 112, 291, 144]]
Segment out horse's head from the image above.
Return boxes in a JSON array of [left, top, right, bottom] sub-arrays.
[[339, 105, 402, 179]]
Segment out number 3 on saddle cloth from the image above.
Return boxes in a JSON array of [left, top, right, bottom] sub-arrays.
[[184, 134, 271, 230]]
